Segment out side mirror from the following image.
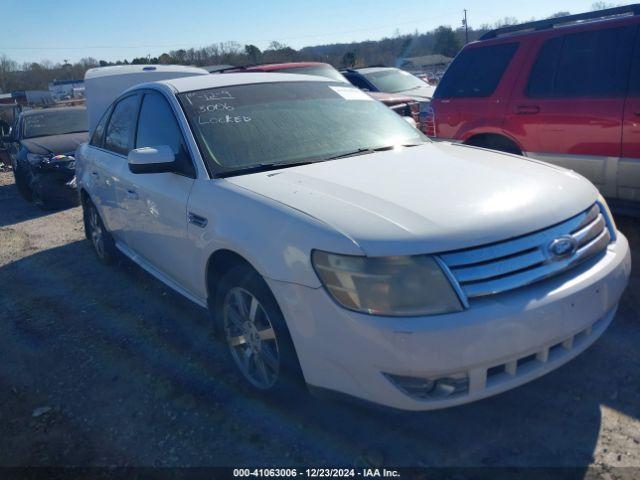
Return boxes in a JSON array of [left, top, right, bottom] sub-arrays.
[[128, 145, 175, 174]]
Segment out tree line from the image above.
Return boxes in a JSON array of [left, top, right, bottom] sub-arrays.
[[0, 8, 597, 93]]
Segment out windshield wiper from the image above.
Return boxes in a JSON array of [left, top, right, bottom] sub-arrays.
[[323, 145, 396, 161], [216, 160, 316, 178], [216, 144, 426, 178]]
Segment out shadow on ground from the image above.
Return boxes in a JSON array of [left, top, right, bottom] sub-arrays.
[[0, 221, 638, 467], [0, 181, 72, 228]]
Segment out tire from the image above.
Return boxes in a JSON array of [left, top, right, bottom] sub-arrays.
[[213, 264, 304, 399], [12, 162, 34, 202], [83, 197, 119, 265], [466, 135, 522, 156]]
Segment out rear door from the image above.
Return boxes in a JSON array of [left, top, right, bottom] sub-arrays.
[[89, 94, 141, 236], [620, 26, 640, 201], [518, 25, 635, 197], [115, 90, 197, 288]]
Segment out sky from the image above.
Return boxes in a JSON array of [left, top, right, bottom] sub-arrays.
[[0, 0, 632, 65]]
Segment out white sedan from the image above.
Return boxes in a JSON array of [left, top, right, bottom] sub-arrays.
[[76, 71, 630, 410]]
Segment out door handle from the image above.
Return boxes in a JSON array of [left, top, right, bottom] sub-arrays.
[[126, 189, 139, 200], [515, 105, 540, 115], [635, 111, 640, 117], [188, 212, 208, 228], [91, 171, 99, 179]]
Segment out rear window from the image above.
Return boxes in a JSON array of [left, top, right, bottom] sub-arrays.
[[527, 26, 635, 98], [276, 65, 347, 83], [434, 43, 518, 98]]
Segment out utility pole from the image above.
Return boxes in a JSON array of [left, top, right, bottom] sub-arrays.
[[462, 9, 469, 44]]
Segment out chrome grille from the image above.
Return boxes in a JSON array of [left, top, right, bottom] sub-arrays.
[[440, 204, 611, 299]]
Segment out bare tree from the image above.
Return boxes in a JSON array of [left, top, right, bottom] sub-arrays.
[[0, 55, 18, 93]]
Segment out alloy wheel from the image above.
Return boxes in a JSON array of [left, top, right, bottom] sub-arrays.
[[89, 205, 105, 259], [223, 287, 280, 389]]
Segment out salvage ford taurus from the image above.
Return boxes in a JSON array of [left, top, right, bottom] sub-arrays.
[[76, 71, 631, 410]]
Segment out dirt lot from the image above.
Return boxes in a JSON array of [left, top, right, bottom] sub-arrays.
[[0, 169, 639, 471]]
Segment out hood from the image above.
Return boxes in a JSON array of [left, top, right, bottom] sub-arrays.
[[399, 84, 435, 100], [367, 91, 415, 106], [20, 132, 88, 156], [226, 142, 599, 256]]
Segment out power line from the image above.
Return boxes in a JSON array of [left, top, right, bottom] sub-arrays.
[[0, 11, 462, 51]]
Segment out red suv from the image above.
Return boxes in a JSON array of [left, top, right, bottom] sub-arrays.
[[429, 5, 640, 205]]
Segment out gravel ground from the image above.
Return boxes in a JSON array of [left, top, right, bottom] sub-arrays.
[[0, 170, 638, 470]]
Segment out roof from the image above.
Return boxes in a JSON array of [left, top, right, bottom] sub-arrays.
[[244, 62, 328, 71], [353, 66, 397, 74], [400, 54, 453, 66], [153, 72, 335, 93], [480, 4, 640, 40], [85, 64, 208, 80]]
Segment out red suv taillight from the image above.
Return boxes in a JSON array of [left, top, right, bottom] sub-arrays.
[[421, 103, 436, 137]]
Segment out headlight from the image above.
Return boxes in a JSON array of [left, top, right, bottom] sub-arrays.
[[311, 251, 464, 316], [26, 153, 49, 165], [597, 194, 617, 241]]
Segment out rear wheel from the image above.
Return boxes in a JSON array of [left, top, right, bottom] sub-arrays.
[[83, 197, 118, 265], [214, 264, 303, 398]]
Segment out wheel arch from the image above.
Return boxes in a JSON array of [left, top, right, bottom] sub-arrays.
[[463, 132, 523, 155], [205, 248, 264, 306]]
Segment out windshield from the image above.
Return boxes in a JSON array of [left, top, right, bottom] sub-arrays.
[[179, 81, 426, 175], [22, 109, 87, 139], [363, 69, 426, 94], [276, 65, 348, 83]]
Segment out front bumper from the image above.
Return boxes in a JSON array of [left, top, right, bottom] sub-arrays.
[[268, 233, 631, 411], [29, 161, 78, 205]]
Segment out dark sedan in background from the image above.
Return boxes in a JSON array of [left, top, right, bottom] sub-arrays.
[[2, 107, 87, 209]]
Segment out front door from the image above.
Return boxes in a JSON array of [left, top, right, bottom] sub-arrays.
[[620, 26, 640, 201], [116, 91, 196, 290]]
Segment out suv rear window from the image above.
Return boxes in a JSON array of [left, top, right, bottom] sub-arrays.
[[434, 43, 518, 98], [527, 26, 635, 98]]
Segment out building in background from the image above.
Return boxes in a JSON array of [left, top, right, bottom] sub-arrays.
[[399, 54, 452, 83], [49, 79, 85, 100]]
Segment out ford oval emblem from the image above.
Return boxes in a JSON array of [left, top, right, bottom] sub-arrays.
[[548, 236, 578, 259]]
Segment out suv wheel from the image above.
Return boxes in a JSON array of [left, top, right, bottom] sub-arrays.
[[83, 198, 118, 264], [215, 265, 303, 397]]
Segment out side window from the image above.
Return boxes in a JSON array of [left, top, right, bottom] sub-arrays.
[[630, 28, 640, 96], [434, 42, 518, 98], [135, 92, 195, 177], [527, 26, 635, 98], [104, 95, 139, 155], [345, 73, 372, 90], [526, 37, 562, 98], [90, 106, 112, 148]]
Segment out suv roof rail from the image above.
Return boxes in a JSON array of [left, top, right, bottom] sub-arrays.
[[480, 4, 640, 40]]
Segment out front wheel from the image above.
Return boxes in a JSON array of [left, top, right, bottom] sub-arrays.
[[12, 161, 34, 202], [214, 265, 304, 398]]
